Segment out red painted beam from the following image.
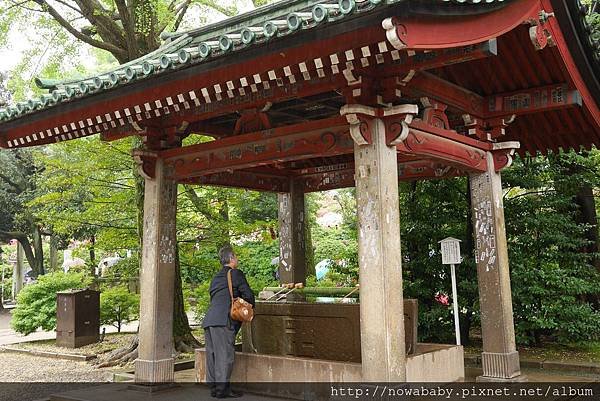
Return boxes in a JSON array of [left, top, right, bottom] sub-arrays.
[[406, 73, 582, 124], [404, 72, 485, 117], [154, 115, 517, 183], [183, 159, 465, 193], [300, 160, 464, 193], [397, 127, 488, 172], [379, 40, 498, 79], [485, 84, 582, 118], [161, 116, 353, 180], [182, 170, 291, 192]]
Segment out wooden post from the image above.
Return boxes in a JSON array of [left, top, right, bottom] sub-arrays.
[[470, 153, 522, 381], [345, 105, 407, 382], [135, 158, 177, 383], [278, 179, 306, 287]]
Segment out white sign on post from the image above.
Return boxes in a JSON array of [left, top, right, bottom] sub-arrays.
[[439, 237, 462, 345], [439, 237, 462, 265]]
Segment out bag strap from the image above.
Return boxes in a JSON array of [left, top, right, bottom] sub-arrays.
[[226, 269, 235, 303]]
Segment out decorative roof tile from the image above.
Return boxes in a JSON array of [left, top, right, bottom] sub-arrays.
[[0, 0, 560, 124]]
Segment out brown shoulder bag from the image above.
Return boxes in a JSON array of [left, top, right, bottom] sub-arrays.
[[227, 269, 254, 322]]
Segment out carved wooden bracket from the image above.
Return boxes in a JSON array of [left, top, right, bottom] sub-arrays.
[[491, 141, 521, 171], [421, 97, 450, 130], [233, 108, 272, 135], [528, 10, 556, 50], [340, 104, 419, 146], [382, 17, 407, 50], [462, 114, 516, 141], [132, 150, 158, 180]]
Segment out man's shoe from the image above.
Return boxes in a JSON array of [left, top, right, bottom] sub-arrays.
[[216, 390, 243, 398], [211, 390, 217, 397], [226, 390, 243, 398]]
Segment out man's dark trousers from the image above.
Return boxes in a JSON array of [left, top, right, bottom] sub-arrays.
[[205, 325, 236, 396]]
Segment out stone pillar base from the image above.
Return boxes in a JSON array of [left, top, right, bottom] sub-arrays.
[[477, 375, 528, 383], [480, 351, 521, 379], [128, 383, 179, 392], [135, 358, 174, 383]]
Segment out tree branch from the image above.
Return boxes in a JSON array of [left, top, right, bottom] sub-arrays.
[[50, 0, 83, 15], [197, 0, 236, 17], [33, 0, 127, 59], [72, 0, 128, 57], [183, 185, 216, 221], [0, 172, 26, 193], [172, 0, 191, 32], [114, 0, 138, 59], [7, 0, 43, 12]]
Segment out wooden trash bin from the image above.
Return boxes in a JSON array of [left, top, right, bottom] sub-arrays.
[[56, 289, 100, 348]]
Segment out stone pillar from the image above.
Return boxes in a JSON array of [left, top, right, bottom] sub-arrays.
[[135, 158, 177, 383], [278, 179, 306, 286], [13, 242, 24, 298], [353, 115, 406, 382], [470, 153, 521, 381]]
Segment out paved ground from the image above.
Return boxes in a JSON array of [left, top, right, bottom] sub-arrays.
[[0, 308, 199, 346]]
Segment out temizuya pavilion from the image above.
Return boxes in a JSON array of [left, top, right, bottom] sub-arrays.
[[1, 0, 599, 386]]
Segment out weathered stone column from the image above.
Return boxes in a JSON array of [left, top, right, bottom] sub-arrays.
[[470, 153, 521, 381], [278, 179, 306, 286], [135, 158, 177, 383], [342, 105, 410, 382], [13, 242, 24, 298]]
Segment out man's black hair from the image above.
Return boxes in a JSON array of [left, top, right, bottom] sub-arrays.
[[219, 245, 235, 266]]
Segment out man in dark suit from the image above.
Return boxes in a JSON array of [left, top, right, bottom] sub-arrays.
[[202, 245, 255, 399]]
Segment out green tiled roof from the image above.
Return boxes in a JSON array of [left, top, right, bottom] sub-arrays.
[[0, 0, 531, 123]]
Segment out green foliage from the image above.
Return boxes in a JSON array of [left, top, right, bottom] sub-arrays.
[[192, 281, 211, 324], [397, 177, 479, 343], [30, 137, 139, 253], [11, 272, 92, 335], [0, 149, 40, 237], [107, 254, 140, 279], [235, 240, 279, 284], [100, 286, 139, 332], [503, 153, 600, 344], [312, 224, 358, 279]]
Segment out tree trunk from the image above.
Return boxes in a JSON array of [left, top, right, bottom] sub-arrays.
[[217, 195, 231, 249], [463, 177, 475, 346], [14, 242, 24, 298], [31, 225, 44, 276], [173, 247, 200, 353], [574, 185, 600, 269], [89, 235, 97, 277], [304, 219, 315, 277], [49, 239, 58, 271]]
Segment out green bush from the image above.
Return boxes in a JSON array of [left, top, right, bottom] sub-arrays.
[[235, 240, 279, 283], [11, 272, 91, 335], [100, 286, 139, 332]]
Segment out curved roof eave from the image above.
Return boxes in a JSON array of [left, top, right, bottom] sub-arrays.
[[0, 0, 515, 125]]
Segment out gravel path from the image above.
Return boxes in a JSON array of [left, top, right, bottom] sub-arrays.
[[0, 352, 113, 381], [0, 352, 113, 401]]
